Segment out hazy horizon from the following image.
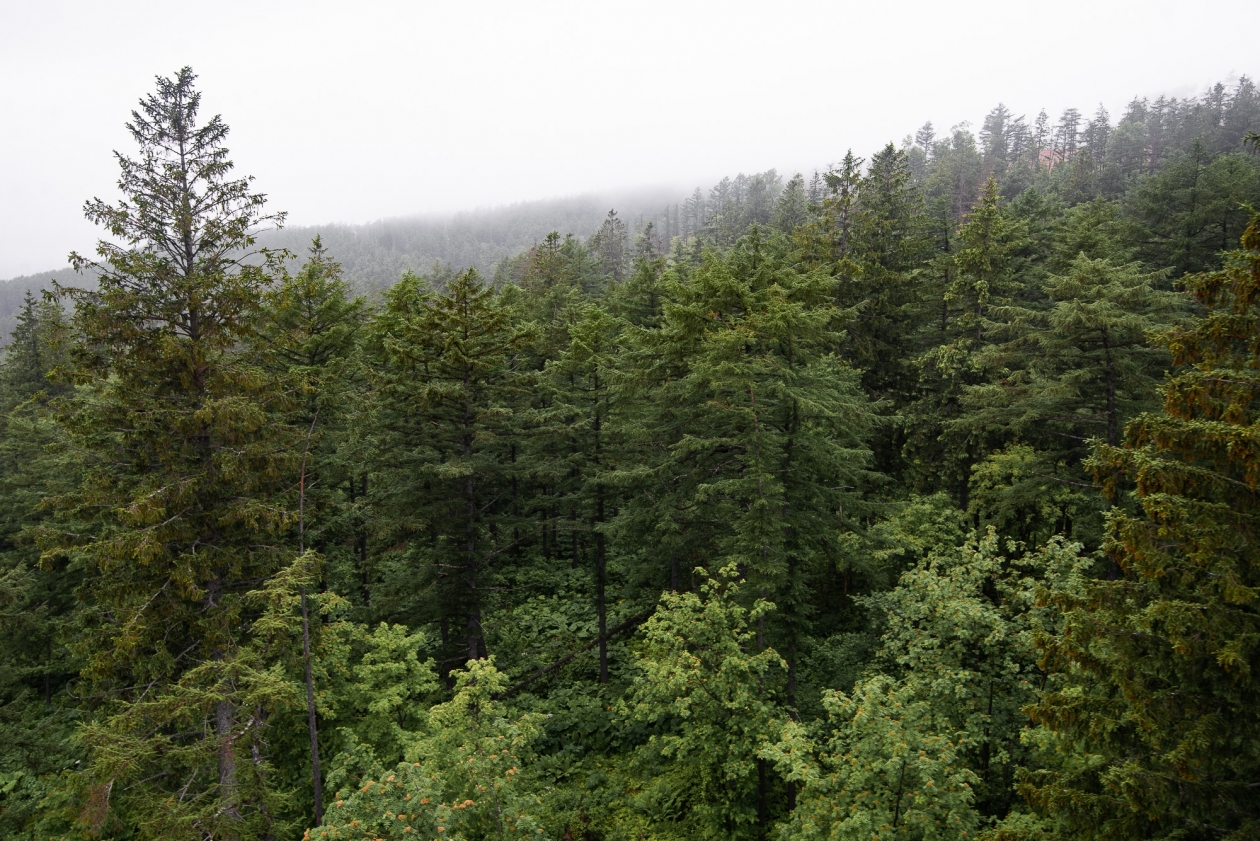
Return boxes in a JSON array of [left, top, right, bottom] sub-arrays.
[[2, 0, 1253, 279]]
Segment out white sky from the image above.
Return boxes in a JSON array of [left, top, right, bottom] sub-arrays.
[[0, 0, 1252, 278]]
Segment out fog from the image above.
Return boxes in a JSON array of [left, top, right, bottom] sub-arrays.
[[0, 0, 1252, 279]]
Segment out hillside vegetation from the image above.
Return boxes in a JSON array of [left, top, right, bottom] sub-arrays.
[[1, 69, 1258, 841]]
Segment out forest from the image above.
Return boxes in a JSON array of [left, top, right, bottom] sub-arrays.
[[0, 66, 1258, 841]]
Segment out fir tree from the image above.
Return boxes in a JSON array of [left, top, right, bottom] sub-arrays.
[[906, 178, 1026, 507], [539, 303, 624, 683], [772, 173, 811, 235], [613, 229, 875, 801], [961, 256, 1183, 546], [849, 143, 933, 397]]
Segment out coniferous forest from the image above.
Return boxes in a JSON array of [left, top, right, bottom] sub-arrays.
[[2, 67, 1260, 841]]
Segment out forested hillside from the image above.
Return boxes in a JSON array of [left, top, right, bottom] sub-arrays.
[[0, 192, 678, 342], [258, 190, 685, 296], [2, 68, 1259, 841], [0, 271, 93, 346]]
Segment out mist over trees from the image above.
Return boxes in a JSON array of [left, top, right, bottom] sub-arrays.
[[6, 78, 1258, 330], [1, 67, 1259, 841]]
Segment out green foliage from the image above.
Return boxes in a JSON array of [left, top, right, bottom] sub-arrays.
[[13, 68, 1260, 841], [1128, 146, 1260, 276], [322, 620, 439, 767], [773, 174, 812, 235], [957, 254, 1184, 545], [367, 268, 534, 661], [255, 236, 368, 599], [1018, 213, 1260, 840], [769, 533, 1089, 840], [258, 235, 364, 412], [311, 659, 547, 841], [618, 567, 786, 841], [906, 178, 1028, 506], [42, 67, 297, 839], [615, 229, 873, 614]]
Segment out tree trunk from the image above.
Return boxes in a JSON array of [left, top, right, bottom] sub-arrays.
[[1102, 329, 1119, 445], [217, 700, 241, 823], [757, 759, 768, 840], [594, 384, 608, 682], [597, 528, 608, 684], [466, 608, 481, 662], [301, 587, 323, 825], [299, 413, 323, 825], [358, 475, 369, 605]]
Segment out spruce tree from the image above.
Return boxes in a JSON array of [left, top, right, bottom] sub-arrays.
[[1020, 213, 1260, 839], [961, 256, 1183, 545], [46, 67, 296, 839], [367, 269, 533, 665], [905, 178, 1026, 507], [0, 293, 81, 838]]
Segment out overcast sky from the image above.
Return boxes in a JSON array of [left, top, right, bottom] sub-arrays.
[[0, 0, 1252, 278]]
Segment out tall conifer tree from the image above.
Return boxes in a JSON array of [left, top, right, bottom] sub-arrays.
[[47, 68, 295, 839], [1021, 213, 1260, 840], [368, 269, 532, 665]]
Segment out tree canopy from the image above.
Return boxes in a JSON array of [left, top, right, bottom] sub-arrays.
[[2, 67, 1259, 841]]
